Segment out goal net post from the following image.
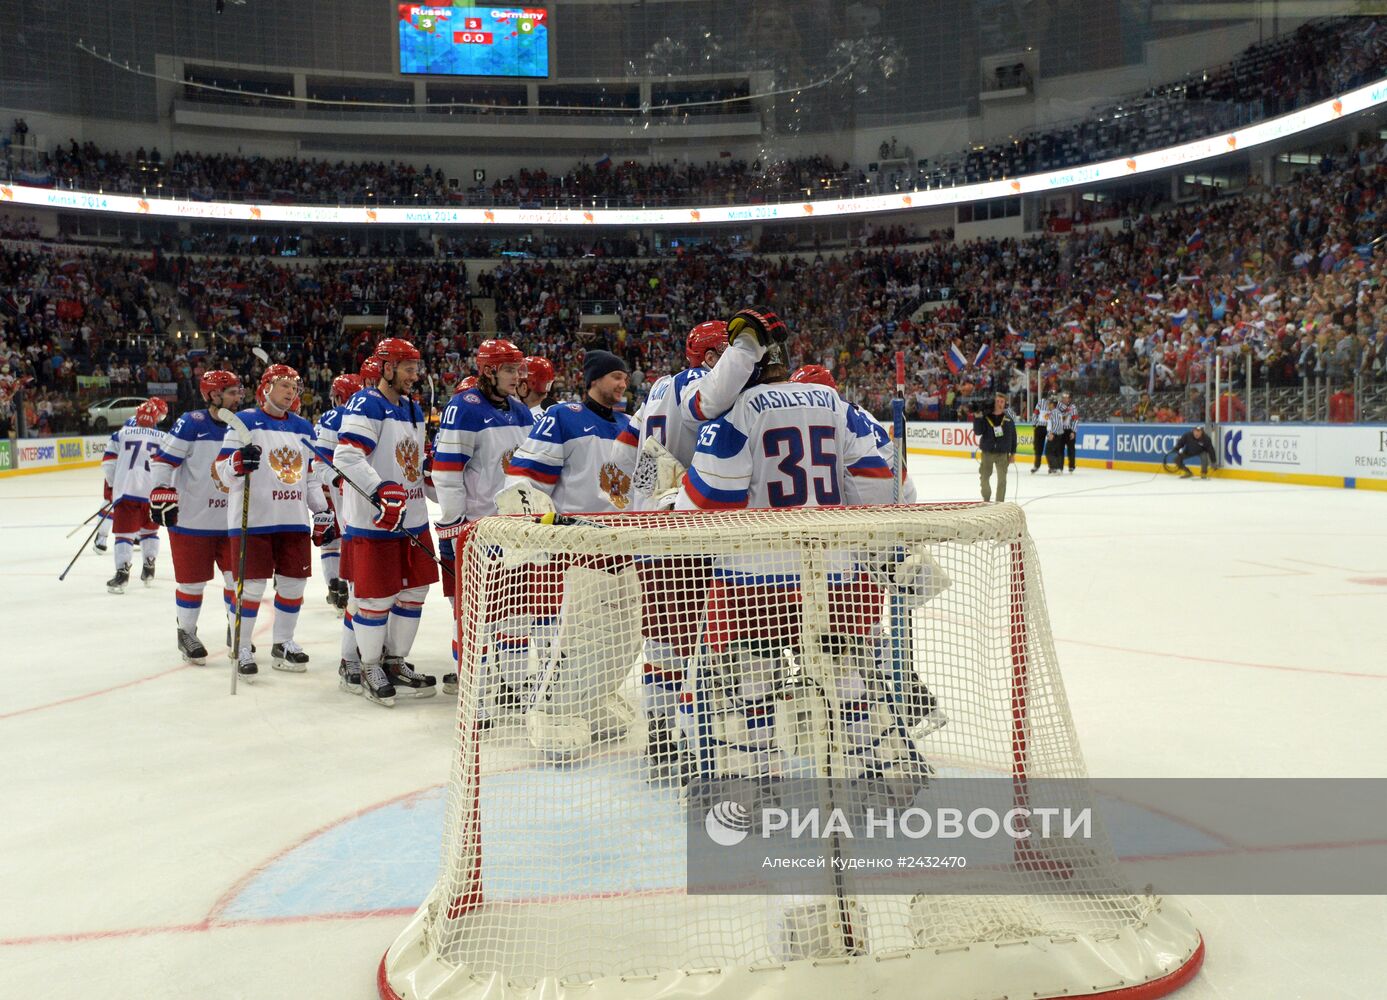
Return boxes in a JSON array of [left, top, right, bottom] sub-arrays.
[[379, 504, 1203, 1000]]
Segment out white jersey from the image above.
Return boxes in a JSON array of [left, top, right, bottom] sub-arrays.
[[677, 381, 893, 512], [853, 403, 916, 503], [530, 403, 546, 421], [334, 387, 430, 540], [103, 423, 169, 504], [679, 339, 761, 426], [150, 409, 232, 536], [633, 367, 707, 469], [214, 407, 323, 535], [435, 389, 534, 523], [504, 399, 637, 514], [313, 405, 348, 524]]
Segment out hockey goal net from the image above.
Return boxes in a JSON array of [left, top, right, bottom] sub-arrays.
[[379, 504, 1203, 1000]]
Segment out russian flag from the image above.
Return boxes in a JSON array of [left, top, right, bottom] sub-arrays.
[[594, 154, 612, 170], [1170, 308, 1189, 327], [1186, 229, 1204, 251], [973, 342, 992, 367], [945, 343, 967, 374]]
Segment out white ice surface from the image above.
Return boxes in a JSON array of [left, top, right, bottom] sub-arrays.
[[1, 462, 1383, 999]]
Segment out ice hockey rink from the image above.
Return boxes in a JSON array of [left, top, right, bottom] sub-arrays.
[[2, 460, 1383, 1000]]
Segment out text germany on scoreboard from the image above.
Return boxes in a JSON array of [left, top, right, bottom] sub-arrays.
[[398, 6, 549, 77]]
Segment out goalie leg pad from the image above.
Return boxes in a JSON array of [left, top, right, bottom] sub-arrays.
[[527, 565, 642, 757]]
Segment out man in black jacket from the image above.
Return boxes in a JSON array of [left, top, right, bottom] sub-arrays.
[[1168, 426, 1218, 479], [974, 393, 1018, 501]]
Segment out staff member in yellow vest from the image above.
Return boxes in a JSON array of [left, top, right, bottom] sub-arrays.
[[973, 393, 1018, 502]]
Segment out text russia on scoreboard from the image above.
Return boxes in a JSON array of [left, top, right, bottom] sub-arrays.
[[398, 5, 549, 78]]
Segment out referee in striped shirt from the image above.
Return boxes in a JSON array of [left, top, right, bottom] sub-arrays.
[[1046, 391, 1079, 473]]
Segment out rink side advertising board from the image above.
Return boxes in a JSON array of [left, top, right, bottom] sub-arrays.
[[906, 422, 1387, 491], [0, 435, 108, 477]]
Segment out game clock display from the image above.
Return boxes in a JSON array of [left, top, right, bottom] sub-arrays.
[[398, 5, 549, 77]]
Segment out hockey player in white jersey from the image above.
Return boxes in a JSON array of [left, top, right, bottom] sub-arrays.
[[434, 338, 535, 702], [789, 364, 917, 503], [675, 321, 934, 789], [149, 371, 244, 663], [101, 400, 168, 593], [519, 355, 556, 420], [334, 338, 440, 707], [502, 350, 640, 759], [214, 365, 329, 681]]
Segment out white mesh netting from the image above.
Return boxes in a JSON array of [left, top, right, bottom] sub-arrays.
[[380, 504, 1202, 1000]]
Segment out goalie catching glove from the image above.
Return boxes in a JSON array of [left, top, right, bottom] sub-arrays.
[[726, 306, 788, 351], [149, 486, 178, 527], [631, 435, 686, 506], [372, 481, 408, 532]]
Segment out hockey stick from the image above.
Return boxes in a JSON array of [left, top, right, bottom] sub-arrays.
[[305, 441, 447, 570], [57, 515, 108, 581], [889, 350, 914, 706], [218, 407, 254, 696], [67, 501, 113, 538]]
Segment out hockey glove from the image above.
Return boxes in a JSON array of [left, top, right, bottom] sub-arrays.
[[103, 481, 113, 502], [149, 486, 179, 527], [372, 481, 409, 532], [422, 439, 435, 489], [231, 444, 262, 477], [726, 306, 788, 350], [311, 509, 339, 547], [435, 517, 463, 564]]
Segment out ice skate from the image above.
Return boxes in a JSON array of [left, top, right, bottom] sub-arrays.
[[1180, 469, 1193, 479], [442, 672, 458, 696], [326, 579, 348, 611], [141, 558, 156, 585], [177, 627, 208, 665], [339, 659, 363, 695], [645, 716, 686, 784], [93, 536, 108, 553], [237, 653, 258, 683], [106, 566, 130, 594], [384, 655, 437, 699], [362, 662, 396, 707], [271, 641, 309, 673]]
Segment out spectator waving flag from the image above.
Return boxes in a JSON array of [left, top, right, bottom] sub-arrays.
[[973, 343, 992, 367], [1171, 308, 1189, 327], [1186, 228, 1205, 251], [946, 343, 967, 374]]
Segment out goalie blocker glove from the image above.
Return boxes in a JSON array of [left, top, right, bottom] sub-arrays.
[[230, 444, 261, 477], [149, 485, 179, 527], [725, 306, 788, 351], [372, 481, 409, 532]]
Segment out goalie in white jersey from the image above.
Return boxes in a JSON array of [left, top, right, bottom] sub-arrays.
[[101, 400, 168, 594], [215, 365, 331, 681], [434, 339, 535, 702], [334, 338, 440, 707], [149, 371, 244, 664], [675, 322, 941, 788]]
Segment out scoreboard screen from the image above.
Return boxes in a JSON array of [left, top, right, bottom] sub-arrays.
[[398, 5, 549, 77]]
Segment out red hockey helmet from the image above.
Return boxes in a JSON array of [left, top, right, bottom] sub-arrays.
[[685, 320, 729, 368], [146, 396, 169, 419], [476, 338, 524, 373], [373, 337, 422, 365], [134, 400, 162, 427], [359, 356, 383, 382], [790, 364, 838, 391], [259, 363, 302, 391], [199, 370, 241, 399], [522, 355, 555, 394], [458, 375, 479, 391], [330, 373, 364, 406]]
